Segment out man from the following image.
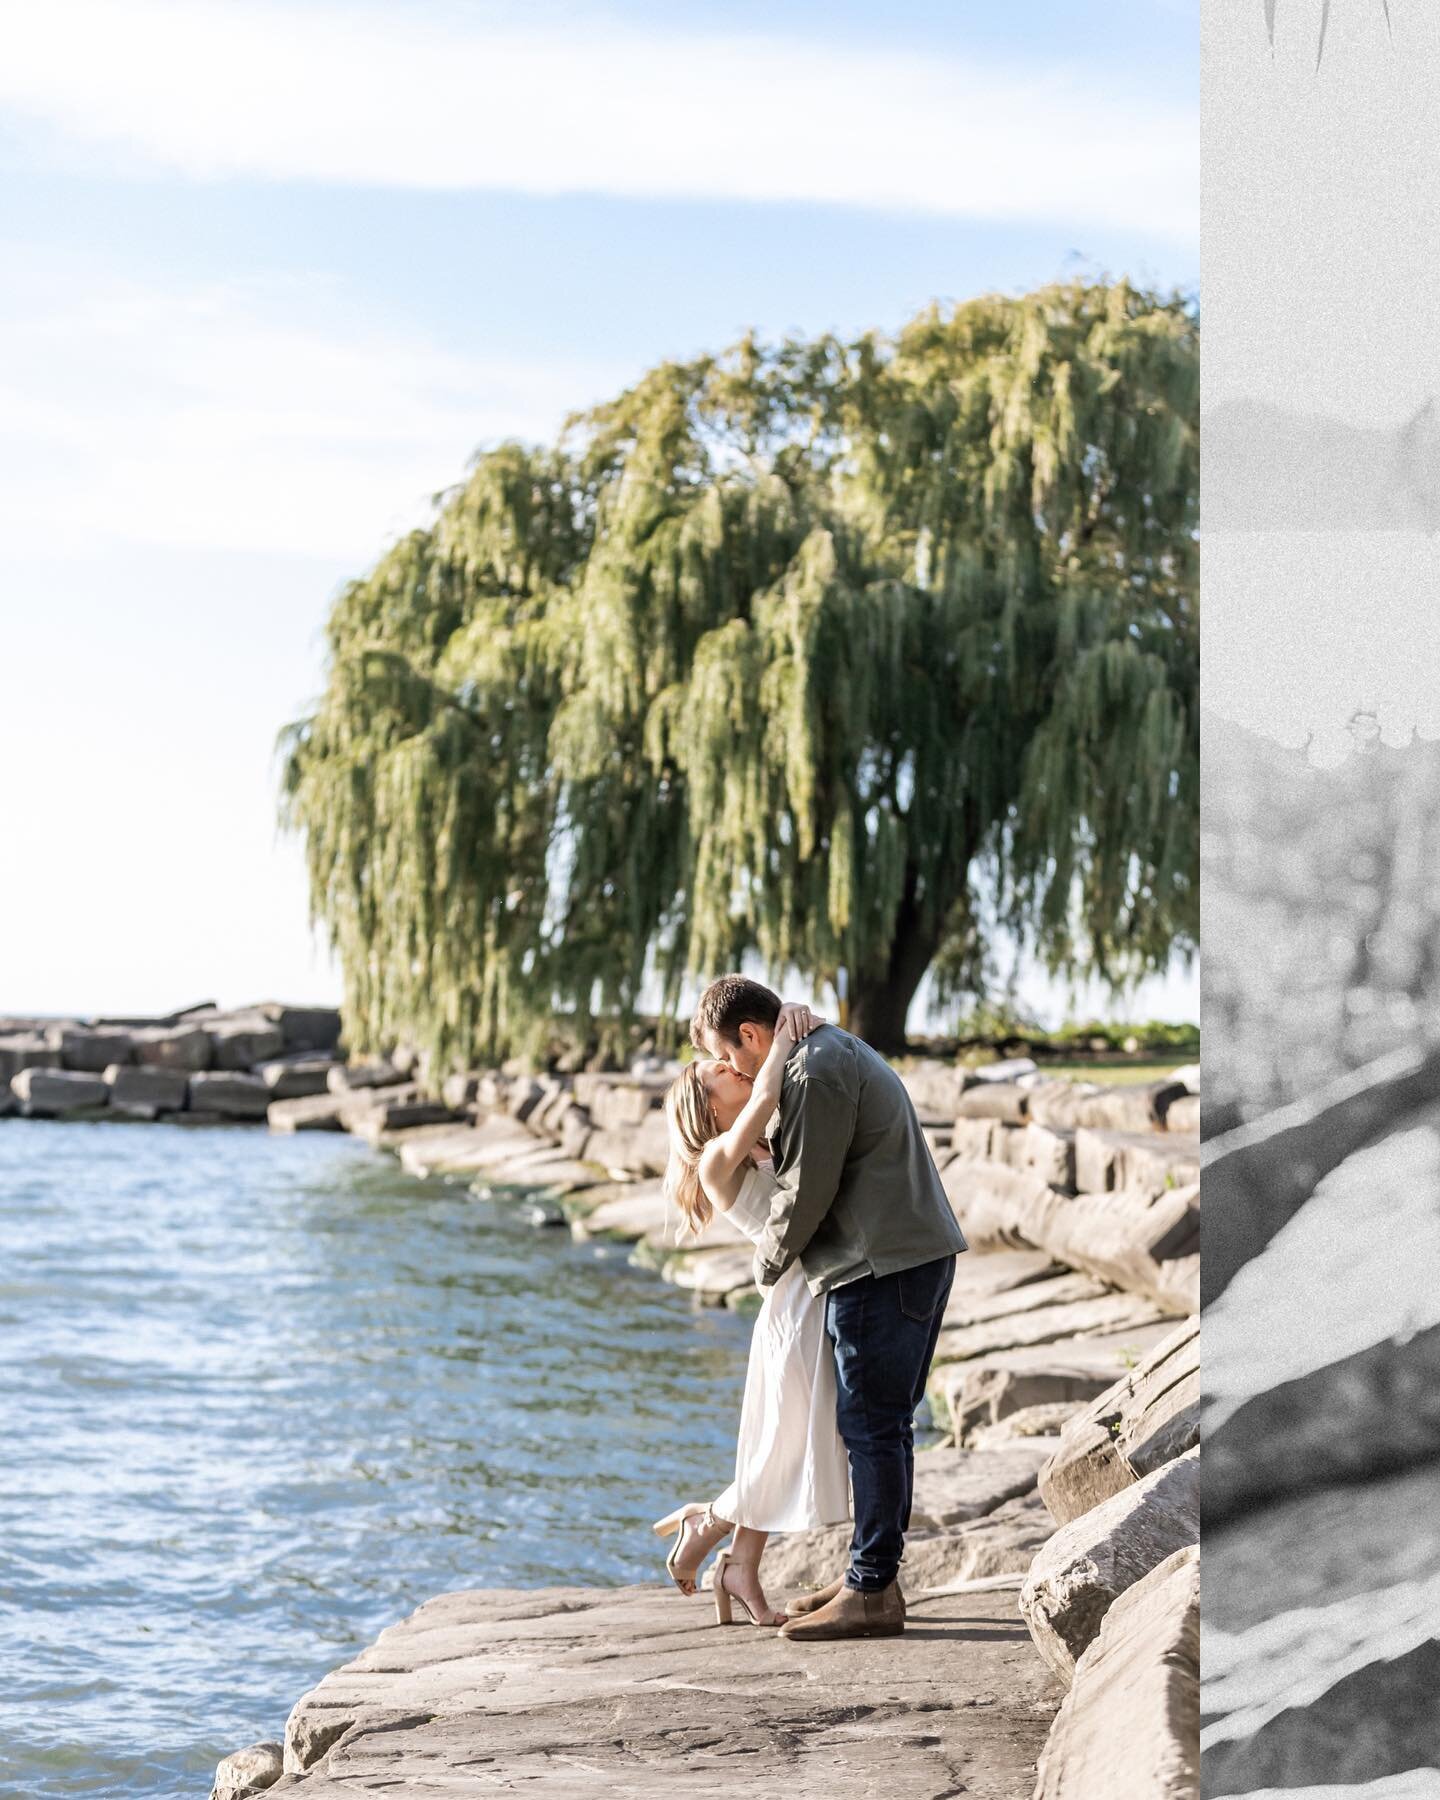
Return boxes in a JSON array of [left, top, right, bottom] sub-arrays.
[[690, 973, 969, 1641]]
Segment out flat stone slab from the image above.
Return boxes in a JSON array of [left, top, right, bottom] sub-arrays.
[[1205, 1100, 1440, 1524], [1202, 1460, 1440, 1797], [934, 1292, 1171, 1365], [662, 1244, 756, 1301], [268, 1093, 346, 1133], [571, 1184, 669, 1242], [945, 1248, 1065, 1316], [950, 1271, 1109, 1325], [270, 1583, 1061, 1798], [394, 1117, 536, 1175], [931, 1324, 1178, 1441], [908, 1443, 1053, 1527]]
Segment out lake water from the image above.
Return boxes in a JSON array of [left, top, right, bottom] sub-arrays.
[[0, 1120, 753, 1799]]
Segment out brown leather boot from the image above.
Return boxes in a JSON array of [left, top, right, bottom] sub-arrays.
[[786, 1575, 906, 1621], [778, 1579, 905, 1641]]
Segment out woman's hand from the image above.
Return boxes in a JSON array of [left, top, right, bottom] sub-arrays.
[[775, 1002, 822, 1045]]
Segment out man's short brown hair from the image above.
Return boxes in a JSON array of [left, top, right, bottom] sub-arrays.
[[690, 974, 782, 1052]]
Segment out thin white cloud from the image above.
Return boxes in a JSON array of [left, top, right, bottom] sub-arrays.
[[0, 255, 626, 558], [0, 0, 1197, 241]]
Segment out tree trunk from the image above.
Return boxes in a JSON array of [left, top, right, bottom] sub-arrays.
[[848, 881, 942, 1055]]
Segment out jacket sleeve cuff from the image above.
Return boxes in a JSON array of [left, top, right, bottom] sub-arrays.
[[753, 1250, 786, 1288]]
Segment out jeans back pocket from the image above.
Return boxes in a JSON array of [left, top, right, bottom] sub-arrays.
[[897, 1256, 952, 1323]]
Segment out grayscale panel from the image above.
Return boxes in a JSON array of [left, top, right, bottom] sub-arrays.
[[1202, 2, 1440, 1793]]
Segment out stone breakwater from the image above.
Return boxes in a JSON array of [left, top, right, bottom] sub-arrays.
[[0, 1007, 1200, 1797]]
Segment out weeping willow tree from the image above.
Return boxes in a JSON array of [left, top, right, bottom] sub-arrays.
[[281, 278, 1198, 1064]]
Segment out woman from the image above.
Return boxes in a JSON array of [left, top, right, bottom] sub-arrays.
[[652, 1002, 850, 1627]]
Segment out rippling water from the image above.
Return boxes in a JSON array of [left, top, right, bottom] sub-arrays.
[[0, 1120, 752, 1798]]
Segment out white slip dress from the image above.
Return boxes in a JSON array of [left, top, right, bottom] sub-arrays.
[[709, 1162, 852, 1532]]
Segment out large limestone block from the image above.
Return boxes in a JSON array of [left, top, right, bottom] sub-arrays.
[[396, 1116, 538, 1176], [943, 1247, 1063, 1316], [931, 1324, 1177, 1444], [1024, 1080, 1190, 1134], [1020, 1121, 1077, 1190], [255, 1056, 337, 1099], [584, 1110, 670, 1176], [933, 1292, 1169, 1366], [587, 1081, 663, 1131], [1085, 1081, 1189, 1134], [11, 1067, 109, 1115], [0, 1032, 62, 1081], [267, 1093, 346, 1132], [132, 1025, 213, 1071], [571, 1183, 668, 1242], [762, 1488, 1056, 1594], [519, 1077, 563, 1135], [628, 1109, 673, 1176], [1165, 1093, 1200, 1134], [257, 1002, 343, 1052], [188, 1072, 270, 1119], [333, 1084, 421, 1132], [907, 1443, 1051, 1527], [506, 1078, 545, 1123], [558, 1105, 594, 1159], [969, 1402, 1084, 1448], [208, 1017, 287, 1070], [48, 1025, 134, 1071], [1036, 1185, 1199, 1314], [1024, 1079, 1108, 1130], [439, 1071, 480, 1112], [351, 1102, 455, 1146], [1033, 1543, 1199, 1800], [472, 1152, 604, 1196], [1203, 1461, 1440, 1797], [643, 1205, 746, 1253], [105, 1064, 188, 1118], [211, 1740, 283, 1800], [956, 1082, 1030, 1123], [940, 1161, 1056, 1249], [946, 1115, 1009, 1162], [327, 1061, 403, 1093], [531, 1084, 576, 1137], [1205, 1102, 1440, 1524], [946, 1270, 1107, 1328], [662, 1245, 755, 1303], [1075, 1127, 1199, 1197], [942, 1153, 1199, 1312], [1040, 1317, 1198, 1526], [898, 1061, 969, 1122], [910, 1490, 1059, 1584], [1020, 1446, 1198, 1683]]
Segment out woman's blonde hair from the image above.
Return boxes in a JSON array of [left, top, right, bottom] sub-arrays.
[[663, 1060, 718, 1236]]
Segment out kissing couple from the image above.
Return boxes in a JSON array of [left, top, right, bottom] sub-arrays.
[[654, 974, 969, 1640]]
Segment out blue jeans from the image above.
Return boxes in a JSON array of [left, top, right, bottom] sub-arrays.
[[824, 1253, 956, 1592]]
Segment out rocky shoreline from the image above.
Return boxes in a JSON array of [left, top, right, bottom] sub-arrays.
[[1, 1005, 1200, 1797]]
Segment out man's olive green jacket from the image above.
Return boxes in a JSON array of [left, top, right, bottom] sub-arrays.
[[753, 1023, 969, 1296]]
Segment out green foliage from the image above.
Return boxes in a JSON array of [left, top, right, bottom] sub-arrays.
[[282, 279, 1198, 1069]]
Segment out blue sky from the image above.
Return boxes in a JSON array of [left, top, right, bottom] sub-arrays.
[[0, 0, 1198, 1026]]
